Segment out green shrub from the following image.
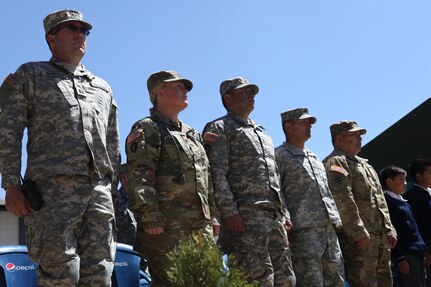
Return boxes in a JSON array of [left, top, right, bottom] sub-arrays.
[[167, 233, 257, 287]]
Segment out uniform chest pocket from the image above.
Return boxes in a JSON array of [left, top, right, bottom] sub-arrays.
[[56, 80, 78, 106], [235, 127, 263, 155], [171, 132, 194, 159]]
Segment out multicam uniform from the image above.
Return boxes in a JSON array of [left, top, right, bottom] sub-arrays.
[[275, 142, 344, 287], [203, 112, 296, 287], [0, 58, 120, 286], [323, 149, 396, 287], [126, 110, 219, 287]]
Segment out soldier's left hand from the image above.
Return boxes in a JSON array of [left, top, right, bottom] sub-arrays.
[[213, 224, 221, 236], [387, 234, 397, 249]]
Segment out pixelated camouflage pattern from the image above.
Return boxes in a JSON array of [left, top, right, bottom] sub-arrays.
[[203, 113, 294, 286], [203, 112, 289, 219], [323, 149, 395, 242], [276, 142, 344, 286], [126, 109, 220, 229], [280, 108, 316, 125], [275, 142, 342, 230], [24, 175, 115, 287], [0, 58, 121, 189], [219, 77, 259, 96], [43, 9, 92, 35], [289, 223, 344, 287], [114, 185, 137, 245], [222, 205, 296, 286]]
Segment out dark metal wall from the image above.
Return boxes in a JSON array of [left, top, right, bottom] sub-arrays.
[[360, 98, 431, 180]]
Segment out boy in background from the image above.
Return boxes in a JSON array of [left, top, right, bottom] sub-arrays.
[[404, 159, 431, 287], [380, 165, 426, 287]]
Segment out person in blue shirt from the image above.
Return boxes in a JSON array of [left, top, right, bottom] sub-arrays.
[[380, 165, 426, 287], [404, 159, 431, 287]]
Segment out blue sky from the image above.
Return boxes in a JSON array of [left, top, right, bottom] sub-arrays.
[[1, 1, 431, 199]]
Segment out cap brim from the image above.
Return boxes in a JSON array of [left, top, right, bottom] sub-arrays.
[[163, 78, 193, 92], [47, 19, 93, 35], [234, 83, 259, 95], [348, 127, 367, 135], [298, 115, 317, 124]]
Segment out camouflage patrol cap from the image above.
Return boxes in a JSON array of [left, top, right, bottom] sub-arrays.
[[281, 108, 317, 125], [219, 77, 259, 96], [147, 70, 193, 103], [330, 120, 367, 137], [43, 9, 92, 35]]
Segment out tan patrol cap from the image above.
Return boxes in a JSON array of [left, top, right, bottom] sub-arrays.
[[330, 120, 367, 137], [147, 70, 193, 104]]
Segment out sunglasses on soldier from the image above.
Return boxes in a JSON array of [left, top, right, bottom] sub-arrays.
[[51, 24, 90, 37]]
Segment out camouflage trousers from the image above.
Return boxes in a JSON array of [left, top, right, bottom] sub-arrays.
[[24, 175, 116, 287], [339, 230, 392, 287], [290, 223, 345, 287], [134, 217, 213, 287], [220, 205, 296, 287]]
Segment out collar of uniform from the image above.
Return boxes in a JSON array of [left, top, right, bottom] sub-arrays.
[[283, 141, 307, 156], [50, 57, 92, 78], [333, 148, 359, 162], [227, 112, 255, 127], [151, 109, 182, 130]]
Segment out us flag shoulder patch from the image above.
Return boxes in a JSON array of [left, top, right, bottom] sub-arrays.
[[329, 165, 348, 176]]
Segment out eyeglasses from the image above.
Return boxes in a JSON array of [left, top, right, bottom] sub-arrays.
[[52, 24, 90, 37]]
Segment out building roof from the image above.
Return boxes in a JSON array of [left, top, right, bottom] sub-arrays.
[[360, 98, 431, 179]]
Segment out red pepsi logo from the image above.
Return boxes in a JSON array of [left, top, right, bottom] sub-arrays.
[[6, 263, 15, 272]]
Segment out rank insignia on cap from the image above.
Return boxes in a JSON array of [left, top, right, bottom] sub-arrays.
[[4, 74, 19, 86], [127, 129, 143, 144], [203, 132, 219, 143], [329, 165, 348, 176]]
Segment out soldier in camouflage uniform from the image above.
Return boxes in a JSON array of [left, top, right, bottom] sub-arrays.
[[275, 108, 344, 287], [203, 77, 296, 286], [0, 10, 120, 287], [113, 164, 137, 245], [323, 121, 397, 287], [126, 70, 220, 287]]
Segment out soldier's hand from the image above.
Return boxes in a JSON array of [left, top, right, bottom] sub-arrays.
[[387, 235, 397, 249], [225, 214, 245, 233], [356, 236, 371, 249], [283, 218, 293, 232], [398, 260, 410, 274], [213, 224, 221, 236], [145, 227, 164, 235], [425, 252, 431, 268], [5, 185, 32, 217]]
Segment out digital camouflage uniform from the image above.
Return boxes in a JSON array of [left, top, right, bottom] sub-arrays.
[[126, 109, 220, 287], [275, 142, 344, 287], [203, 112, 296, 287], [323, 149, 396, 287], [0, 58, 120, 286]]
